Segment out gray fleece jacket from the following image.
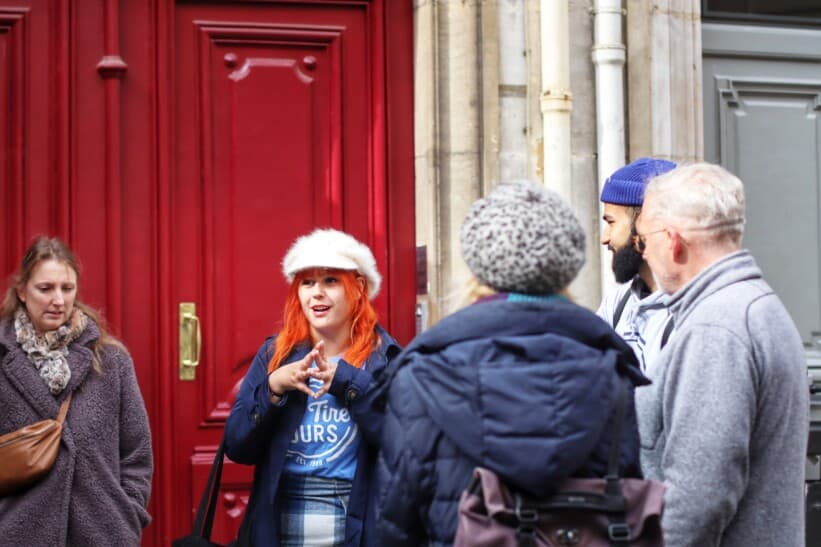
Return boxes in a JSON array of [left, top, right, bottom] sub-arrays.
[[636, 250, 808, 547], [0, 318, 153, 546]]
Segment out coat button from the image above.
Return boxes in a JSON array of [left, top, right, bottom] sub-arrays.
[[345, 388, 359, 403], [253, 412, 261, 424]]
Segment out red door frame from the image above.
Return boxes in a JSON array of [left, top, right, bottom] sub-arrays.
[[150, 1, 415, 545]]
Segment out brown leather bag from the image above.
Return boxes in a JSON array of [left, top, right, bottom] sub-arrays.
[[0, 393, 72, 496]]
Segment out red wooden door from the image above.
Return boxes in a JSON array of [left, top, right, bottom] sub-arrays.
[[1, 1, 413, 546], [156, 1, 414, 545], [0, 1, 70, 267]]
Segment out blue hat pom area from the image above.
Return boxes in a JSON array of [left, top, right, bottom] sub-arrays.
[[600, 157, 677, 206]]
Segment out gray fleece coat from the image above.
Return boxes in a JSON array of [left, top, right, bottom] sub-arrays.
[[636, 250, 808, 547], [0, 317, 153, 546]]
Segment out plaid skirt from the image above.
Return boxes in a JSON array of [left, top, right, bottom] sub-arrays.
[[278, 474, 353, 546]]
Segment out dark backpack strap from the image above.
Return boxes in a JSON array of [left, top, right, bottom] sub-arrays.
[[612, 289, 632, 328], [534, 377, 632, 545], [512, 493, 539, 547], [605, 377, 628, 479], [604, 376, 631, 546], [660, 316, 675, 349]]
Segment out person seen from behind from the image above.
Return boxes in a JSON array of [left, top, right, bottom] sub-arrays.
[[376, 181, 649, 546], [224, 228, 401, 547], [634, 163, 809, 546]]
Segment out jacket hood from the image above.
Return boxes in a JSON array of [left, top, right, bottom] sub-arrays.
[[635, 288, 670, 314], [667, 250, 762, 325], [394, 297, 646, 495]]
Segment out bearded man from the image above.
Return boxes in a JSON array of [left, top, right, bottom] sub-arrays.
[[597, 157, 676, 373]]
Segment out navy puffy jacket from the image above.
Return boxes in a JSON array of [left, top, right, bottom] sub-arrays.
[[376, 296, 648, 546]]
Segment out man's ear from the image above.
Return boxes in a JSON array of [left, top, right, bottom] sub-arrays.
[[670, 231, 687, 264]]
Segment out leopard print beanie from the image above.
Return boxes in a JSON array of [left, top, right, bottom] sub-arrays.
[[460, 180, 586, 295]]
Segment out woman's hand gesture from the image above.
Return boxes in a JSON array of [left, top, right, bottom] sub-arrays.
[[268, 349, 318, 400], [308, 340, 337, 399]]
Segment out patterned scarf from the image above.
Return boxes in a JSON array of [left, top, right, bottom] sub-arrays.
[[14, 308, 88, 394]]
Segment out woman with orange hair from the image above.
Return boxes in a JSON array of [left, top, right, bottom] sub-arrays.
[[225, 229, 401, 547]]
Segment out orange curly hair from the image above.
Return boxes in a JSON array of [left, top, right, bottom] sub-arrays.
[[268, 269, 379, 373]]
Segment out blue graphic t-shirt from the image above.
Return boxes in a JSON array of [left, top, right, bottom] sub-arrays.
[[283, 357, 361, 480]]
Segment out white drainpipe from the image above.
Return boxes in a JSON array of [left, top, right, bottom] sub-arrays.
[[592, 0, 626, 292], [540, 0, 572, 200]]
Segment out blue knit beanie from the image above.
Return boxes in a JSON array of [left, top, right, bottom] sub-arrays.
[[600, 157, 677, 206]]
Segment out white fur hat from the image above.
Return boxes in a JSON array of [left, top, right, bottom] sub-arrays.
[[281, 228, 382, 299]]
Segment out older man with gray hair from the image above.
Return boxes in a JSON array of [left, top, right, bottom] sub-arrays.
[[634, 163, 808, 546]]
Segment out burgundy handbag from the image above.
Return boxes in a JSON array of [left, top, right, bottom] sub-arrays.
[[454, 377, 665, 547]]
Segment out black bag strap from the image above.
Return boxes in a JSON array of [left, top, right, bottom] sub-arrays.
[[660, 316, 674, 349], [615, 286, 675, 351], [612, 289, 632, 328], [603, 376, 631, 546], [186, 439, 256, 546], [605, 376, 629, 479], [192, 440, 227, 540], [235, 480, 256, 547], [537, 377, 632, 544]]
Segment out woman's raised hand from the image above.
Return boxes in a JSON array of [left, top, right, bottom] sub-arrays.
[[268, 349, 318, 400], [308, 340, 337, 399]]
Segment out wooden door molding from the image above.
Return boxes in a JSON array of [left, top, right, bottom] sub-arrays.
[[0, 3, 70, 270], [153, 1, 414, 544], [0, 7, 28, 271], [383, 0, 416, 344]]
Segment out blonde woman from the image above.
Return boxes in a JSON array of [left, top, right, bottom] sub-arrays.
[[0, 237, 152, 546]]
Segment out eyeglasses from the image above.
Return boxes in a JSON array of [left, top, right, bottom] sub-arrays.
[[634, 228, 666, 253]]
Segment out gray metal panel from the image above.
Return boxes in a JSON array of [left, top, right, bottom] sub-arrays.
[[703, 23, 821, 61], [703, 23, 821, 346]]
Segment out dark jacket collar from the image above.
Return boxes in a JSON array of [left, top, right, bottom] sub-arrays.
[[403, 297, 644, 381], [391, 297, 646, 496]]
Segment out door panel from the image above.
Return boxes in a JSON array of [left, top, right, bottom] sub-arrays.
[[170, 2, 385, 543], [0, 10, 17, 270], [703, 22, 821, 347], [0, 3, 69, 272]]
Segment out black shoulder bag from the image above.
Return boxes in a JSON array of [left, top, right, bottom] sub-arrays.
[[172, 439, 254, 547]]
